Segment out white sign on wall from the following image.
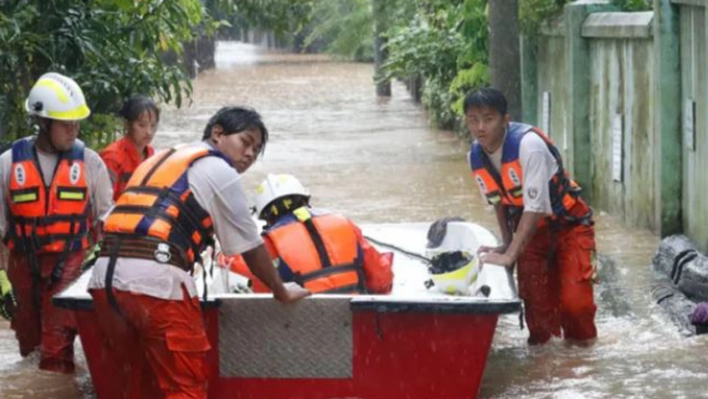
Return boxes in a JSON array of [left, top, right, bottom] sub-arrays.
[[541, 91, 551, 135], [611, 114, 623, 182], [685, 99, 696, 152]]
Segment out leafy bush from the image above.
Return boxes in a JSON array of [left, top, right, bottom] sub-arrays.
[[382, 0, 488, 130], [0, 0, 212, 146], [211, 0, 313, 47], [610, 0, 652, 11], [519, 0, 569, 35]]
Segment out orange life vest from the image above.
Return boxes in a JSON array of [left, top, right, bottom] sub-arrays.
[[469, 123, 590, 228], [5, 137, 90, 254], [103, 144, 229, 270], [100, 137, 155, 201], [266, 211, 366, 294]]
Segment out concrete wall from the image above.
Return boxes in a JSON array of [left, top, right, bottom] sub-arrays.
[[536, 35, 571, 167], [524, 7, 665, 232], [523, 0, 708, 247], [588, 37, 655, 229], [679, 4, 708, 250]]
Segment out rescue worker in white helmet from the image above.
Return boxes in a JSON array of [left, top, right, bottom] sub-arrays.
[[0, 72, 114, 373], [219, 174, 394, 294]]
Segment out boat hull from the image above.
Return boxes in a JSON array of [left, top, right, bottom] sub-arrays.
[[54, 222, 520, 399], [66, 297, 512, 399]]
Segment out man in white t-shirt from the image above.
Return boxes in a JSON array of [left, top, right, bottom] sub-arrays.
[[0, 73, 113, 373], [465, 88, 597, 345], [88, 106, 310, 399]]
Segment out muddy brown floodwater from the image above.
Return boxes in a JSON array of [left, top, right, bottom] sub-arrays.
[[1, 42, 704, 399]]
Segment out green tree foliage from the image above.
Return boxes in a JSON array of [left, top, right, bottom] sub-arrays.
[[519, 0, 569, 35], [213, 0, 651, 133], [209, 0, 313, 47], [298, 0, 478, 128], [303, 0, 373, 61], [610, 0, 652, 11], [0, 0, 212, 148], [218, 0, 371, 58], [519, 0, 650, 36], [380, 0, 650, 131], [382, 0, 489, 130]]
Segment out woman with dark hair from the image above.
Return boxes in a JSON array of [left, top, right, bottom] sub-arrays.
[[100, 95, 160, 200]]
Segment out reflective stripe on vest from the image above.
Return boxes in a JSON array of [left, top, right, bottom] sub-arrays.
[[5, 137, 90, 253], [103, 144, 229, 270], [469, 123, 583, 223], [266, 213, 366, 294]]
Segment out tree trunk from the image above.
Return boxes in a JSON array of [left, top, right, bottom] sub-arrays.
[[373, 0, 391, 97], [489, 0, 522, 120]]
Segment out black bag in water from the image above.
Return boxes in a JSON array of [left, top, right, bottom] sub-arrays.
[[653, 276, 698, 335], [653, 235, 698, 279], [673, 255, 708, 302], [653, 235, 708, 302]]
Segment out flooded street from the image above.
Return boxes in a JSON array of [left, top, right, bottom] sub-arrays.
[[1, 42, 706, 398]]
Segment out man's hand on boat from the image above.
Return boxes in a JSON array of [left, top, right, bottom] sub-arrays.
[[477, 244, 509, 257], [274, 282, 312, 304], [478, 244, 516, 268], [479, 252, 515, 268], [242, 244, 312, 303]]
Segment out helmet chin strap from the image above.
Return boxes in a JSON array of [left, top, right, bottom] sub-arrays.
[[37, 119, 61, 154]]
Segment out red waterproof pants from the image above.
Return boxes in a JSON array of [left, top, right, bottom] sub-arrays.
[[8, 250, 84, 373], [517, 223, 598, 345], [89, 287, 211, 399]]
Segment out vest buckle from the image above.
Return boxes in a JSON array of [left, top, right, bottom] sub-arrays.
[[154, 243, 172, 264]]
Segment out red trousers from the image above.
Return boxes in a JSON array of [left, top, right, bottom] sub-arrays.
[[517, 223, 598, 345], [8, 250, 84, 373], [89, 287, 211, 399]]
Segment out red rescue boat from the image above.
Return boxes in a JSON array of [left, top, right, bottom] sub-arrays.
[[54, 222, 520, 399]]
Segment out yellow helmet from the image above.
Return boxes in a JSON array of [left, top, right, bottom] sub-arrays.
[[25, 72, 91, 121]]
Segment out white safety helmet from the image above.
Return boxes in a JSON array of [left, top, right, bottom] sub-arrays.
[[254, 174, 310, 220], [25, 72, 91, 121], [425, 252, 481, 296]]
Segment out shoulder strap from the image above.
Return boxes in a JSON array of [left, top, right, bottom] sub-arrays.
[[302, 218, 332, 268]]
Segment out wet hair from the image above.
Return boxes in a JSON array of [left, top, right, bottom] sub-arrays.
[[202, 106, 269, 155], [463, 88, 508, 116], [120, 95, 160, 123]]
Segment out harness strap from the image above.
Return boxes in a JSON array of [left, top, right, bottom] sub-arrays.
[[16, 217, 41, 309], [100, 235, 190, 271], [293, 263, 367, 294], [104, 236, 123, 316], [302, 218, 332, 268], [51, 214, 75, 283]]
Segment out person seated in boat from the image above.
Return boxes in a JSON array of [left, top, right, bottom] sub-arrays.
[[219, 174, 394, 294]]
